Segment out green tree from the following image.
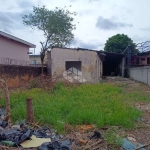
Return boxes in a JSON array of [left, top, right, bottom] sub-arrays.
[[22, 6, 76, 73], [104, 34, 138, 54]]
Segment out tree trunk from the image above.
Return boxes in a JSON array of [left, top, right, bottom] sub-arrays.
[[0, 78, 10, 122], [41, 61, 44, 74]]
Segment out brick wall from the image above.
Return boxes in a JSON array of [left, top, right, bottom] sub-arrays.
[[0, 65, 47, 88]]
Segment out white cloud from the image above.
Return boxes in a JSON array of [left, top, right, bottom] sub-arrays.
[[0, 0, 150, 53]]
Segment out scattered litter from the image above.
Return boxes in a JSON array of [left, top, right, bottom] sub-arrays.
[[20, 135, 51, 148], [127, 136, 136, 142], [0, 119, 8, 128], [2, 140, 16, 147], [90, 131, 102, 139], [11, 125, 21, 130], [0, 126, 4, 132], [0, 129, 32, 145], [37, 140, 71, 150], [0, 109, 5, 116], [122, 138, 145, 150]]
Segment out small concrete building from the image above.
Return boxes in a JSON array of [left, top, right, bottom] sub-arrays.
[[47, 47, 104, 83], [29, 53, 48, 65], [131, 51, 150, 66], [29, 55, 41, 65]]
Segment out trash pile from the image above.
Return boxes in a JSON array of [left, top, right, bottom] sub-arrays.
[[0, 107, 149, 150], [0, 108, 71, 150], [0, 120, 72, 150], [0, 115, 104, 150]]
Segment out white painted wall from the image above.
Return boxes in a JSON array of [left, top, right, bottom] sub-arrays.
[[130, 66, 150, 86]]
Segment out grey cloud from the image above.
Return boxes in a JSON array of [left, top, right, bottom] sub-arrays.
[[96, 16, 133, 30], [140, 27, 150, 31], [0, 0, 34, 33], [71, 39, 103, 50], [0, 10, 29, 33], [0, 12, 14, 33]]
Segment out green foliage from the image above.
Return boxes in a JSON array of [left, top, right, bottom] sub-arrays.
[[104, 127, 122, 149], [104, 34, 139, 54], [0, 83, 142, 133], [22, 6, 76, 73], [22, 6, 76, 48]]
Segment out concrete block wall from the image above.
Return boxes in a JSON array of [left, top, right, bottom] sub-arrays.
[[130, 66, 150, 86]]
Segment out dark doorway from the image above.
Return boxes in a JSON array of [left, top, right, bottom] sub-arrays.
[[101, 52, 125, 76], [136, 58, 139, 64], [147, 57, 150, 64], [65, 61, 81, 71]]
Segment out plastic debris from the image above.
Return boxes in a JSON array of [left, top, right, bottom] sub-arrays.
[[20, 135, 51, 148], [90, 131, 102, 139], [0, 120, 8, 128], [33, 127, 52, 138], [37, 140, 72, 150], [0, 129, 32, 145], [2, 140, 16, 147], [122, 138, 146, 150], [127, 136, 136, 142], [0, 109, 5, 116], [11, 125, 21, 130]]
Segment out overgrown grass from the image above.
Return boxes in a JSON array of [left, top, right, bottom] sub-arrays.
[[117, 83, 150, 102], [0, 83, 141, 132]]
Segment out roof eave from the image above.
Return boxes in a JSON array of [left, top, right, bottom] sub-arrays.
[[0, 31, 36, 48]]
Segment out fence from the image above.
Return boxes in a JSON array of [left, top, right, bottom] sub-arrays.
[[130, 66, 150, 86], [0, 57, 45, 67]]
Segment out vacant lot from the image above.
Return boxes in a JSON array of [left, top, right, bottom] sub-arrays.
[[0, 80, 146, 132]]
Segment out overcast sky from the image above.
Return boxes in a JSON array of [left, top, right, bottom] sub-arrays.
[[0, 0, 150, 54]]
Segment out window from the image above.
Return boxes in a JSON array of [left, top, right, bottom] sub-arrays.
[[31, 60, 39, 64], [141, 58, 145, 61], [66, 61, 81, 71]]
